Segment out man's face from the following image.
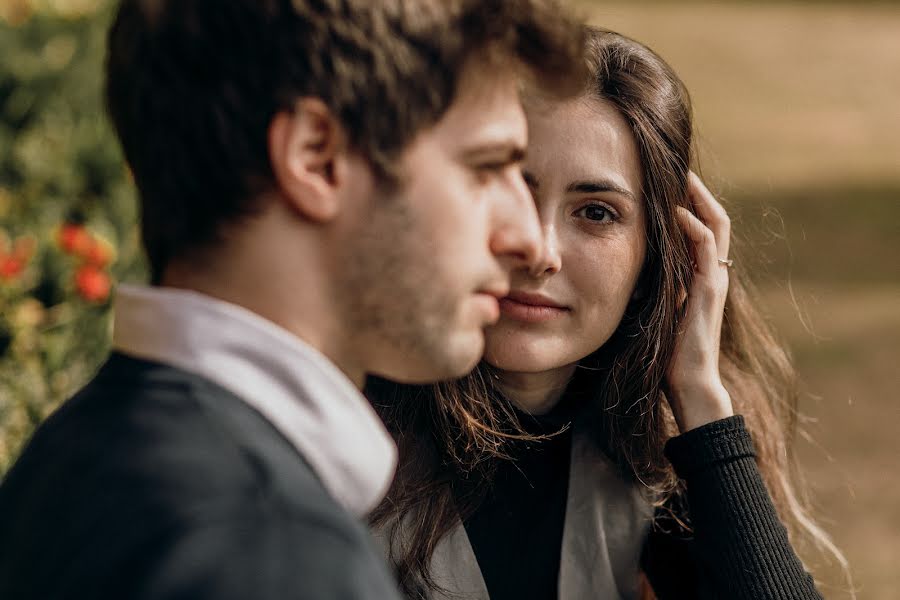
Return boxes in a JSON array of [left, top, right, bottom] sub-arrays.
[[339, 65, 543, 383]]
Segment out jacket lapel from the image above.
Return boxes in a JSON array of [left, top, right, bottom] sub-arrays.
[[558, 421, 654, 599]]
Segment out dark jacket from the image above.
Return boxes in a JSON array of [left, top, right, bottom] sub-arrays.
[[0, 353, 402, 600]]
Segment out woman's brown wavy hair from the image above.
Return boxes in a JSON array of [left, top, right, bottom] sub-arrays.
[[367, 27, 847, 599]]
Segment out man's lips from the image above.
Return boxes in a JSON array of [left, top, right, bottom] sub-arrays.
[[474, 286, 509, 323], [499, 290, 569, 323]]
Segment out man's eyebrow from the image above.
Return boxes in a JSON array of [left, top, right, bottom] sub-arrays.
[[459, 142, 527, 163], [566, 179, 636, 201]]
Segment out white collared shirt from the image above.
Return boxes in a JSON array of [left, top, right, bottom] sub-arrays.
[[112, 284, 397, 517]]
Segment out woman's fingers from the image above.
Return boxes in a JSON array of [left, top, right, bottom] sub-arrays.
[[675, 206, 721, 277], [666, 175, 734, 433], [687, 172, 731, 263]]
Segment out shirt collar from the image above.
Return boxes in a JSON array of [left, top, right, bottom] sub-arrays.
[[112, 284, 397, 517]]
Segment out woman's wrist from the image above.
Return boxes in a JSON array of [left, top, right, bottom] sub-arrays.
[[668, 380, 734, 433]]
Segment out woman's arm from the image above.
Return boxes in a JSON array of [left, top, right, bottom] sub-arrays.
[[641, 415, 822, 599]]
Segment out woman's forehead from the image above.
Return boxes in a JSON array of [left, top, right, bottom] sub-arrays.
[[525, 96, 642, 195]]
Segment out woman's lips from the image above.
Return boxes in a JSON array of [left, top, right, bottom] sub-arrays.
[[499, 293, 569, 323]]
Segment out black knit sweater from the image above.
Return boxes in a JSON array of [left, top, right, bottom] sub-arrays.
[[460, 415, 822, 599]]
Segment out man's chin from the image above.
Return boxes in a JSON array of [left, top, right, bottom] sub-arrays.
[[371, 333, 484, 384]]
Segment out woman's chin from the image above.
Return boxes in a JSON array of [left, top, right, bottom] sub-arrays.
[[483, 337, 567, 374]]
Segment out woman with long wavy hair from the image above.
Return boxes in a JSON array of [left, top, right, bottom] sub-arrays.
[[367, 28, 847, 600]]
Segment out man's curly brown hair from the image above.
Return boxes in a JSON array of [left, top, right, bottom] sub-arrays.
[[105, 0, 587, 282]]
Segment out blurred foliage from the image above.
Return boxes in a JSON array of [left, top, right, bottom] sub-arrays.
[[0, 0, 146, 471]]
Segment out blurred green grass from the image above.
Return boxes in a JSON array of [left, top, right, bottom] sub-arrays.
[[729, 185, 900, 286]]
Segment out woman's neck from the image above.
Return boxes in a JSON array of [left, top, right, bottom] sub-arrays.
[[495, 363, 578, 416]]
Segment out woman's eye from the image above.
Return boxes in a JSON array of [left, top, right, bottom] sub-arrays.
[[576, 204, 616, 223]]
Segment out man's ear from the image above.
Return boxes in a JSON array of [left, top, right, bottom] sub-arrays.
[[268, 98, 344, 223]]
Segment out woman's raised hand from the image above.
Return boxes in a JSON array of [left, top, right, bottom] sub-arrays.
[[665, 172, 734, 433]]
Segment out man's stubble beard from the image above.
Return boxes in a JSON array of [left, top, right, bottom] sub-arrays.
[[338, 187, 465, 381]]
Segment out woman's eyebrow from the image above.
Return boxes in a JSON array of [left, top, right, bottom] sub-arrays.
[[566, 179, 636, 201]]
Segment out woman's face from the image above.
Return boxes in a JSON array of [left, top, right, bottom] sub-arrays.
[[484, 95, 648, 374]]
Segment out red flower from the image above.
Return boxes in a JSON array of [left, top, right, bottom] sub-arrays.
[[74, 265, 111, 303], [0, 234, 34, 282], [83, 237, 115, 268], [0, 256, 25, 280], [58, 223, 92, 256]]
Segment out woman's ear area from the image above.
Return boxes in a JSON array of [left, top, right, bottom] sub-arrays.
[[630, 256, 653, 302], [268, 97, 347, 223]]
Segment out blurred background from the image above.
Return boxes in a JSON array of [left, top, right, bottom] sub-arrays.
[[0, 0, 896, 597]]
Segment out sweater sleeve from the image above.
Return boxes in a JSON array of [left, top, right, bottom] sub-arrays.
[[642, 415, 822, 600]]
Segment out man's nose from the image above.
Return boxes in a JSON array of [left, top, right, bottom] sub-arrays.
[[488, 173, 544, 272]]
